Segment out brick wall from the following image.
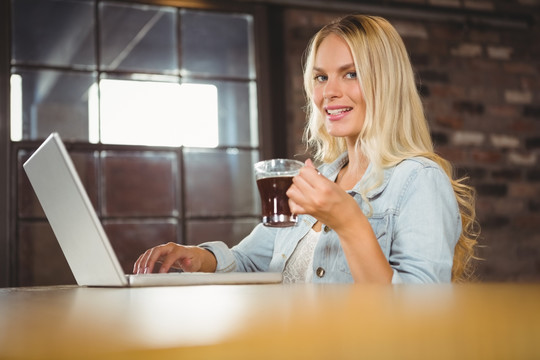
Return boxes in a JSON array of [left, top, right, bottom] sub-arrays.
[[281, 0, 540, 281]]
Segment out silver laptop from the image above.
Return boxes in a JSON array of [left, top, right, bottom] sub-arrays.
[[23, 133, 282, 287]]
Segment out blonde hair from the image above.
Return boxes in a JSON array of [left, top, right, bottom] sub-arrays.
[[302, 14, 480, 282]]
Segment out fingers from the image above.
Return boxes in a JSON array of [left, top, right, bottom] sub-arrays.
[[133, 242, 179, 274], [287, 159, 327, 213], [158, 247, 190, 274]]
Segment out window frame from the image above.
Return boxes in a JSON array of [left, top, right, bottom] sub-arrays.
[[2, 0, 279, 286]]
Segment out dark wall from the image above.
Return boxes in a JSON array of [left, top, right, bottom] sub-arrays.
[[280, 1, 540, 281]]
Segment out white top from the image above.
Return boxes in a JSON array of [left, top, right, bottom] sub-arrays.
[[282, 229, 321, 283]]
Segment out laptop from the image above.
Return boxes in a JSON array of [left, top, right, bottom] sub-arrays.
[[23, 133, 282, 287]]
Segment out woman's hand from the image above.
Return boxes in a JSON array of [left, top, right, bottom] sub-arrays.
[[286, 159, 363, 232], [133, 242, 216, 274], [288, 159, 392, 283]]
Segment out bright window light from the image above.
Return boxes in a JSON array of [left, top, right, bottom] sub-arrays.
[[98, 80, 218, 147], [10, 74, 23, 141], [88, 82, 99, 144]]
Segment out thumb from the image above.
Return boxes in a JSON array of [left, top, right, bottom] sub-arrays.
[[304, 158, 316, 169]]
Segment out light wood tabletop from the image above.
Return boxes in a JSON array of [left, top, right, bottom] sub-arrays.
[[1, 283, 539, 359]]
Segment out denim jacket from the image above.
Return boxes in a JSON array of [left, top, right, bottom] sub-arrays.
[[200, 153, 461, 283]]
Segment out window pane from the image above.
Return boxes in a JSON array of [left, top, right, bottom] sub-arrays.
[[11, 69, 96, 141], [12, 0, 95, 69], [103, 219, 180, 273], [186, 79, 258, 147], [184, 149, 260, 217], [101, 151, 179, 217], [18, 221, 75, 286], [100, 2, 177, 74], [186, 218, 259, 247], [181, 10, 254, 79], [99, 77, 219, 147]]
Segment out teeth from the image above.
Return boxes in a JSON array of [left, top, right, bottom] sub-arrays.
[[327, 108, 351, 115]]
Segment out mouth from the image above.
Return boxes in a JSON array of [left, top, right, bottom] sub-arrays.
[[325, 107, 352, 116]]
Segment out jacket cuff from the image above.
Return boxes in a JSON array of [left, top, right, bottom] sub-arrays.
[[198, 241, 237, 273]]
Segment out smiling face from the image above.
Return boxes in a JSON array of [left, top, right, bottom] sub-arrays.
[[312, 34, 366, 143]]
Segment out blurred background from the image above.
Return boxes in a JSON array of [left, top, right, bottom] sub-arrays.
[[0, 0, 539, 287]]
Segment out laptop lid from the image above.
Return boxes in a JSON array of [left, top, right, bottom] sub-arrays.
[[23, 133, 128, 287], [24, 133, 283, 287]]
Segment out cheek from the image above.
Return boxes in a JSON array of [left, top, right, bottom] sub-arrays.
[[351, 83, 364, 103]]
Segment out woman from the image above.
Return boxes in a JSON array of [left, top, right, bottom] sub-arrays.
[[133, 14, 479, 283]]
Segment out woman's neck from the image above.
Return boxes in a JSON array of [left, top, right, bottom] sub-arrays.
[[336, 146, 368, 189]]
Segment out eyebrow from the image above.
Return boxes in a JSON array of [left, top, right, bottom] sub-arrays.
[[313, 63, 356, 73]]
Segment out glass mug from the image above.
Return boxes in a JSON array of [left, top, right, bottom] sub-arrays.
[[254, 159, 304, 227]]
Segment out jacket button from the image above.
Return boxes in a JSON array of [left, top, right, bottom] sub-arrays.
[[316, 267, 326, 278]]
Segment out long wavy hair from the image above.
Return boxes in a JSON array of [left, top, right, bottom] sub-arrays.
[[302, 14, 480, 282]]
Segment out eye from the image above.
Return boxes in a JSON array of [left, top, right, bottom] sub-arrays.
[[345, 72, 357, 79], [314, 74, 327, 83]]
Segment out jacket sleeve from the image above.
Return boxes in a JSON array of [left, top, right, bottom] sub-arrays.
[[199, 223, 279, 273], [389, 165, 461, 283]]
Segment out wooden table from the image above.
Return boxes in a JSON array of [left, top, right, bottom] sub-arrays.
[[1, 283, 539, 359]]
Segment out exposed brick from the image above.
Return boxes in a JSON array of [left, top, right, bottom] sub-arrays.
[[428, 23, 463, 42], [464, 0, 495, 10], [513, 214, 540, 229], [410, 53, 430, 66], [417, 83, 430, 97], [472, 149, 503, 164], [455, 166, 488, 180], [508, 151, 537, 166], [453, 101, 485, 115], [523, 106, 540, 119], [468, 29, 500, 43], [491, 197, 526, 215], [476, 183, 508, 197], [503, 62, 538, 75], [529, 199, 540, 212], [450, 43, 482, 57], [486, 104, 522, 118], [419, 70, 449, 83], [508, 182, 540, 198], [429, 0, 460, 7], [491, 168, 522, 181], [436, 146, 467, 162], [429, 84, 467, 98], [526, 168, 540, 182], [479, 214, 510, 227], [393, 0, 426, 4], [469, 58, 501, 73], [393, 21, 428, 39], [436, 115, 463, 129], [468, 86, 499, 102], [490, 134, 520, 149], [505, 90, 533, 104], [517, 0, 540, 5], [431, 131, 449, 146], [452, 131, 485, 146], [525, 137, 540, 150], [511, 120, 536, 133], [521, 72, 539, 87], [487, 46, 513, 60]]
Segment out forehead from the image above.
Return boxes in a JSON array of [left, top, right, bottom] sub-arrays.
[[314, 33, 354, 67]]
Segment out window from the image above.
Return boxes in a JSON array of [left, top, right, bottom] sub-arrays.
[[11, 1, 258, 148], [11, 0, 262, 285]]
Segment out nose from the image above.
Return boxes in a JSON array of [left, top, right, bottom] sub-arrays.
[[323, 77, 341, 100]]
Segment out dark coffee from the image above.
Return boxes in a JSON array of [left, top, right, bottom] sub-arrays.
[[256, 176, 296, 227]]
